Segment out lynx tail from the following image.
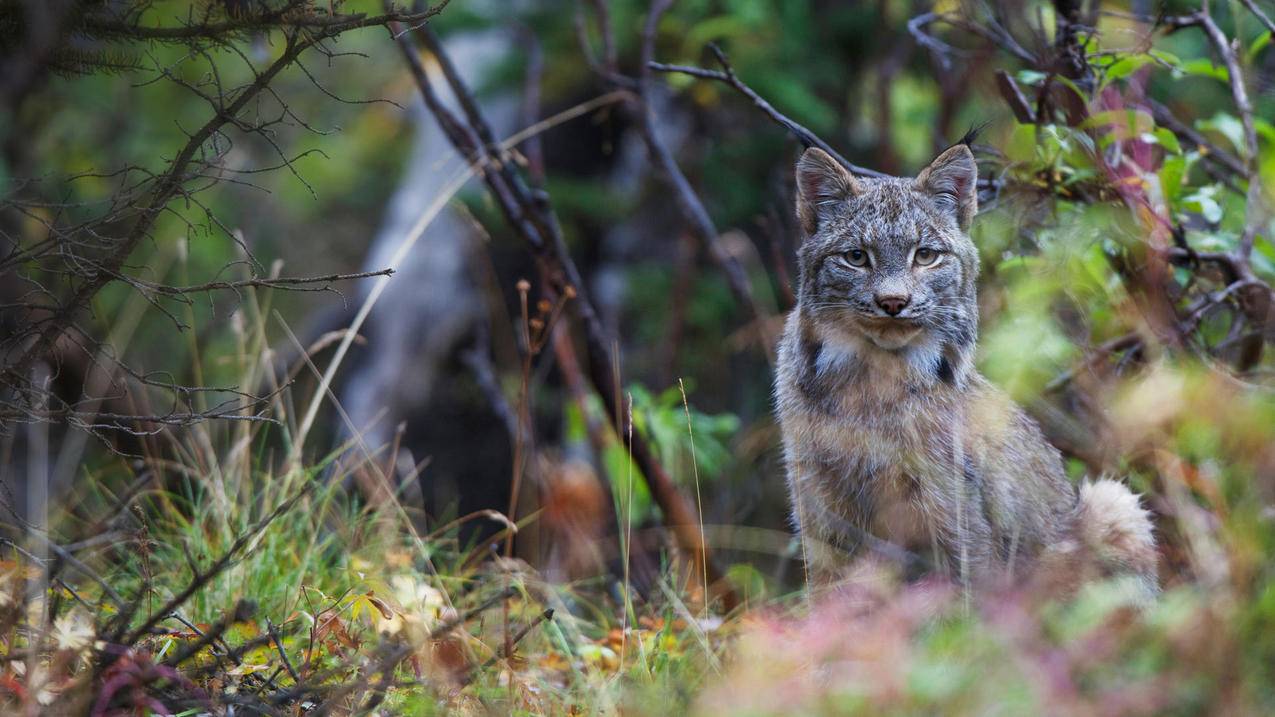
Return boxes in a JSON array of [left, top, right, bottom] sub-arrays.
[[1076, 479, 1159, 593]]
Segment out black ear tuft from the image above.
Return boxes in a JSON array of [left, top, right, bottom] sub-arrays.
[[956, 120, 991, 149], [794, 147, 862, 235]]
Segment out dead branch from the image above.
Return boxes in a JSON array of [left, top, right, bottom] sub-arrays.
[[649, 49, 886, 181], [588, 1, 772, 351], [134, 268, 395, 297], [459, 608, 554, 686], [995, 69, 1037, 124], [391, 15, 740, 612], [163, 600, 256, 668], [648, 42, 1003, 199], [81, 4, 450, 43], [1239, 0, 1275, 35], [1179, 8, 1263, 259], [267, 618, 302, 685], [1, 1, 448, 436]]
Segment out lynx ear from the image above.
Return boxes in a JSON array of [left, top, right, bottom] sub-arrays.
[[795, 147, 862, 235], [916, 144, 978, 231]]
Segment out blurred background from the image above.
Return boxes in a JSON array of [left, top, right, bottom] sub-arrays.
[[2, 0, 1275, 713]]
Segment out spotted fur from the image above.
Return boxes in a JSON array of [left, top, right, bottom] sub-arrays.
[[775, 146, 1157, 594]]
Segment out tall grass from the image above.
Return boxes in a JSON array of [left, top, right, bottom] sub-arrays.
[[1, 270, 739, 714]]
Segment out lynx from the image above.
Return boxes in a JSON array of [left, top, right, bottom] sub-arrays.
[[774, 143, 1157, 596]]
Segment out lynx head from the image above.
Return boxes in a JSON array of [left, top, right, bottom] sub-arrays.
[[793, 145, 980, 383]]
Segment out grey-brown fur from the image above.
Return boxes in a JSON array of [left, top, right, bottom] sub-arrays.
[[775, 145, 1157, 592]]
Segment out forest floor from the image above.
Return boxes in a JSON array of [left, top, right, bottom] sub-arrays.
[[12, 442, 1259, 716]]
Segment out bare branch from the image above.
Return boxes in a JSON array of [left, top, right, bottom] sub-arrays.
[[135, 268, 394, 296], [1239, 0, 1275, 35], [81, 5, 449, 43], [631, 13, 771, 347], [648, 48, 887, 181], [1185, 9, 1264, 259], [2, 2, 448, 432], [393, 15, 741, 612], [995, 69, 1037, 124]]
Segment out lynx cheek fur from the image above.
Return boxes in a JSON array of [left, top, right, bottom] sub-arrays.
[[774, 144, 1158, 594]]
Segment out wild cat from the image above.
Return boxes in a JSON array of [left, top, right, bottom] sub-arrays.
[[774, 143, 1157, 596]]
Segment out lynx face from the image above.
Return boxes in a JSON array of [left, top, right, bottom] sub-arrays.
[[794, 146, 981, 378]]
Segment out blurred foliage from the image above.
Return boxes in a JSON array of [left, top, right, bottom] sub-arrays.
[[4, 0, 1275, 714]]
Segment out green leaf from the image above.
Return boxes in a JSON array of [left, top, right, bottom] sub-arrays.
[[1188, 228, 1234, 252], [1251, 236, 1275, 279], [1152, 127, 1183, 155], [1159, 154, 1186, 206], [1178, 58, 1229, 82], [1005, 123, 1037, 164], [1182, 186, 1224, 224], [1149, 49, 1182, 68], [1083, 109, 1155, 136], [1103, 55, 1151, 84], [1051, 75, 1088, 103], [994, 254, 1044, 273], [1247, 31, 1272, 65], [1016, 69, 1047, 86], [1255, 117, 1275, 146], [1197, 113, 1247, 155]]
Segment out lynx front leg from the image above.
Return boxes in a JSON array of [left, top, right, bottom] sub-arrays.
[[788, 486, 853, 591], [926, 476, 998, 587]]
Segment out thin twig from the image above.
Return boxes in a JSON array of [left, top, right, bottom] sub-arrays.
[[1239, 0, 1275, 34], [648, 44, 1001, 197], [267, 618, 302, 685], [81, 5, 448, 42], [460, 608, 555, 686], [633, 24, 771, 352], [135, 268, 394, 296], [647, 50, 886, 180], [119, 482, 314, 645], [164, 600, 256, 668], [1185, 8, 1263, 258]]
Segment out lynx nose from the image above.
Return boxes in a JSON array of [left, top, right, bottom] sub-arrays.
[[875, 293, 910, 316]]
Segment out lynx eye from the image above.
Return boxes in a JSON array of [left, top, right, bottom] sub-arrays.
[[914, 248, 940, 266], [844, 249, 870, 267]]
